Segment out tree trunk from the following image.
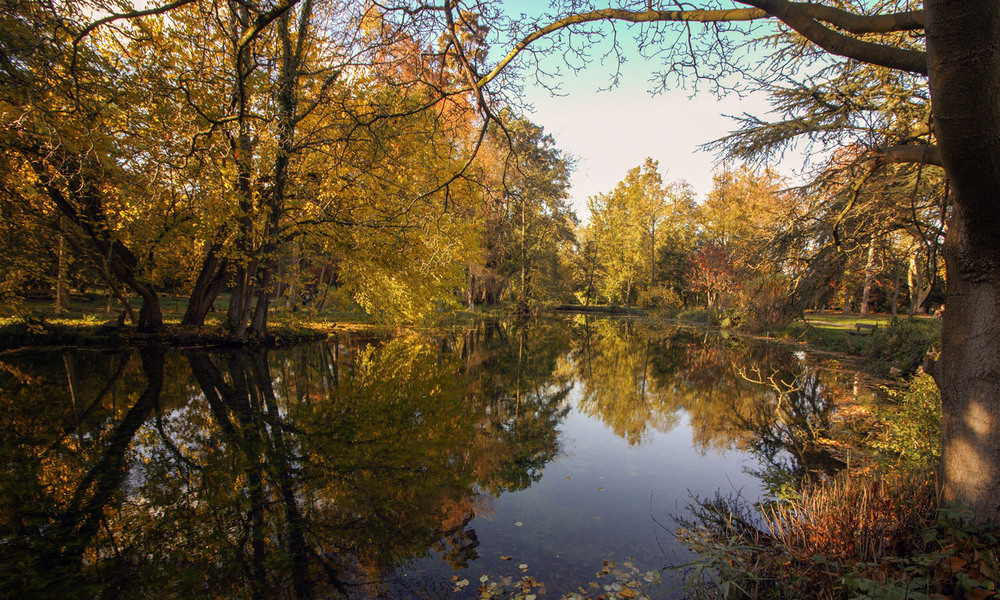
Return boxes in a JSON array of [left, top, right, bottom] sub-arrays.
[[224, 0, 259, 340], [649, 224, 656, 289], [926, 0, 1000, 521], [467, 263, 475, 309], [937, 215, 1000, 520], [183, 242, 228, 326], [585, 241, 596, 308], [28, 159, 162, 331], [103, 240, 161, 333], [891, 255, 900, 319], [860, 237, 876, 316], [907, 255, 927, 315], [55, 222, 70, 314]]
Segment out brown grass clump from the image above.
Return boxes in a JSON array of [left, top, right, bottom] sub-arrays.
[[762, 469, 934, 565], [675, 468, 1000, 599]]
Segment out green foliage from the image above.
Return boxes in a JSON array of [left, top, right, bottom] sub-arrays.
[[872, 372, 941, 469], [860, 318, 940, 377], [837, 505, 1000, 600]]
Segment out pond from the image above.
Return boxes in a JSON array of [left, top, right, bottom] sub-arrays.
[[0, 316, 874, 599]]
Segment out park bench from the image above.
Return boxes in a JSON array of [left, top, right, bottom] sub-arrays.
[[848, 323, 878, 337]]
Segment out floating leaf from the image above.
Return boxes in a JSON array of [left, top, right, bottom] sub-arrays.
[[499, 555, 512, 561]]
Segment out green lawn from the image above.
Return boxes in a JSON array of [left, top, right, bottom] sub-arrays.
[[780, 311, 938, 358]]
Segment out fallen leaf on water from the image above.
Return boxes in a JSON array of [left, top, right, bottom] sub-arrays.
[[499, 555, 512, 561], [519, 564, 528, 570], [598, 487, 606, 491], [514, 522, 523, 527]]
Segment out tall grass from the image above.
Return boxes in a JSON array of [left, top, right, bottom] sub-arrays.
[[676, 470, 936, 599], [762, 471, 934, 565]]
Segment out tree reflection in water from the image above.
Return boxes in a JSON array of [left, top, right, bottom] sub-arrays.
[[0, 318, 868, 598], [570, 316, 858, 494]]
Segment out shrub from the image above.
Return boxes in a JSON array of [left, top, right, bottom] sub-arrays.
[[860, 318, 940, 377], [871, 371, 941, 470], [637, 285, 683, 310], [735, 274, 797, 331]]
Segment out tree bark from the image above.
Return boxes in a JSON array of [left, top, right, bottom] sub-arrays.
[[860, 237, 876, 316], [926, 0, 1000, 521], [891, 254, 900, 319], [183, 242, 228, 326], [55, 220, 70, 314]]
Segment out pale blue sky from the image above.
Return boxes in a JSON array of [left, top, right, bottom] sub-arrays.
[[520, 75, 778, 219], [494, 2, 802, 222]]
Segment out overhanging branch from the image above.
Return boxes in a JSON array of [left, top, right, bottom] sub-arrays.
[[877, 144, 943, 167], [739, 0, 927, 74], [477, 2, 927, 88]]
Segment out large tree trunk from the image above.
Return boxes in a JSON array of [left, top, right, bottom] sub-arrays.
[[926, 0, 1000, 521], [224, 0, 259, 340], [938, 218, 1000, 520], [183, 243, 228, 326]]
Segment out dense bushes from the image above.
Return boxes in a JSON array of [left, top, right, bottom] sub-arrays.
[[871, 372, 942, 469], [860, 318, 941, 377]]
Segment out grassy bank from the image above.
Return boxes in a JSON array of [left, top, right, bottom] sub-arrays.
[[0, 295, 378, 350]]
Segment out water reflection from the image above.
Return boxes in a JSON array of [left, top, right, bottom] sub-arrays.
[[569, 318, 850, 488], [0, 318, 870, 598]]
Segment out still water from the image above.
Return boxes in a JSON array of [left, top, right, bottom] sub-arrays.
[[0, 317, 872, 599]]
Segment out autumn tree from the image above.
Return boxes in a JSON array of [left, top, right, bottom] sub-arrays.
[[0, 0, 179, 331], [587, 158, 676, 306], [471, 115, 575, 310]]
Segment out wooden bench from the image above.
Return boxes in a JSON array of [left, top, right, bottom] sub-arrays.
[[848, 323, 878, 337]]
